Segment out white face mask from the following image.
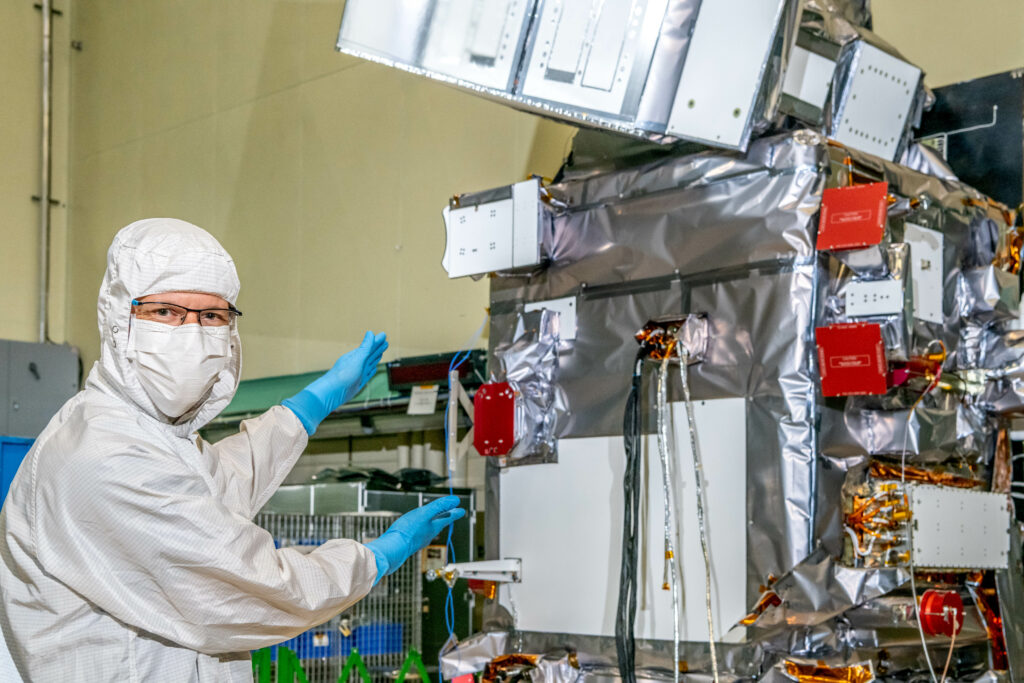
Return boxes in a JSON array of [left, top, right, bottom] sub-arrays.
[[127, 319, 232, 419]]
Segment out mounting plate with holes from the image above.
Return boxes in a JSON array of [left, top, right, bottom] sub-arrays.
[[441, 178, 543, 279], [665, 0, 788, 149], [845, 279, 904, 317], [909, 485, 1010, 570], [831, 43, 921, 161]]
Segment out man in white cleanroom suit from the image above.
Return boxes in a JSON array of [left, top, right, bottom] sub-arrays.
[[0, 218, 463, 681]]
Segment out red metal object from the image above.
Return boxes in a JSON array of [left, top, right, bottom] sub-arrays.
[[919, 589, 965, 637], [453, 674, 476, 683], [815, 323, 888, 397], [889, 347, 946, 390], [466, 579, 498, 601], [889, 367, 910, 387], [817, 182, 889, 251], [473, 382, 516, 456]]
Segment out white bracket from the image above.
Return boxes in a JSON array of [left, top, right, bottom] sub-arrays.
[[447, 371, 475, 477], [427, 558, 522, 586]]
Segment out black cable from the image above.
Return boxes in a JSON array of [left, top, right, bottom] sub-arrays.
[[616, 355, 645, 683]]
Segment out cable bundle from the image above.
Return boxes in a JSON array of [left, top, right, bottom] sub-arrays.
[[616, 355, 645, 683]]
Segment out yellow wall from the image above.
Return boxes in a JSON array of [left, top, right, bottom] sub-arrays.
[[0, 3, 70, 343], [872, 1, 1024, 86], [66, 1, 574, 379]]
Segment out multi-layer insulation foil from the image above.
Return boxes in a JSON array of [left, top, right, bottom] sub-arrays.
[[443, 128, 1024, 682], [488, 308, 569, 464]]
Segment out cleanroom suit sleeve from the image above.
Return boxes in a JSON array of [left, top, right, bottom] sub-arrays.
[[196, 405, 308, 518], [34, 439, 377, 655]]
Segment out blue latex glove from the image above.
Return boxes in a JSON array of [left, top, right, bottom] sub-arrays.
[[283, 331, 388, 435], [365, 496, 466, 584]]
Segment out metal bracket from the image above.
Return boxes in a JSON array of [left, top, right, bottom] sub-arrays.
[[446, 371, 475, 478], [916, 105, 998, 160], [919, 104, 998, 141], [427, 558, 522, 586]]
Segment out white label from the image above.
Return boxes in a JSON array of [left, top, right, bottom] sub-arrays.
[[904, 223, 944, 324], [422, 544, 449, 572], [846, 279, 904, 317], [782, 45, 835, 110], [910, 485, 1010, 570], [524, 296, 577, 340], [407, 385, 440, 415], [666, 0, 787, 148]]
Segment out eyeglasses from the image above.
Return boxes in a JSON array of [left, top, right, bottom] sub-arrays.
[[131, 300, 243, 327]]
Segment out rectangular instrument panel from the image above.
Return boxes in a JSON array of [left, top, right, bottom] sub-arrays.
[[520, 0, 669, 117], [421, 0, 535, 90], [666, 0, 788, 148], [910, 485, 1010, 570], [499, 399, 748, 641]]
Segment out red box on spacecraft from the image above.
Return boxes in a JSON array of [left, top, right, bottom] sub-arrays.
[[816, 181, 888, 251], [815, 322, 888, 396]]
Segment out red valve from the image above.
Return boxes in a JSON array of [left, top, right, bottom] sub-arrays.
[[919, 589, 965, 637]]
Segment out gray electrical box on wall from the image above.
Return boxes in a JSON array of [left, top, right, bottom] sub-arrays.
[[0, 341, 80, 438]]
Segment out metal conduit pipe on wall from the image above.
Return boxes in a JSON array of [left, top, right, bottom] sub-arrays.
[[38, 0, 53, 343]]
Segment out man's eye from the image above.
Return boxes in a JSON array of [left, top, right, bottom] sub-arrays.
[[204, 311, 232, 325], [155, 308, 173, 317]]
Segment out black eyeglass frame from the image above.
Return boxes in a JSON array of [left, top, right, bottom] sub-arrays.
[[130, 299, 244, 327]]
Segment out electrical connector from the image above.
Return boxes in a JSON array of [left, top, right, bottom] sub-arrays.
[[634, 314, 709, 362]]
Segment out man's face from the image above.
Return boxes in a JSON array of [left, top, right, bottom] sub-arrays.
[[133, 291, 232, 326]]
